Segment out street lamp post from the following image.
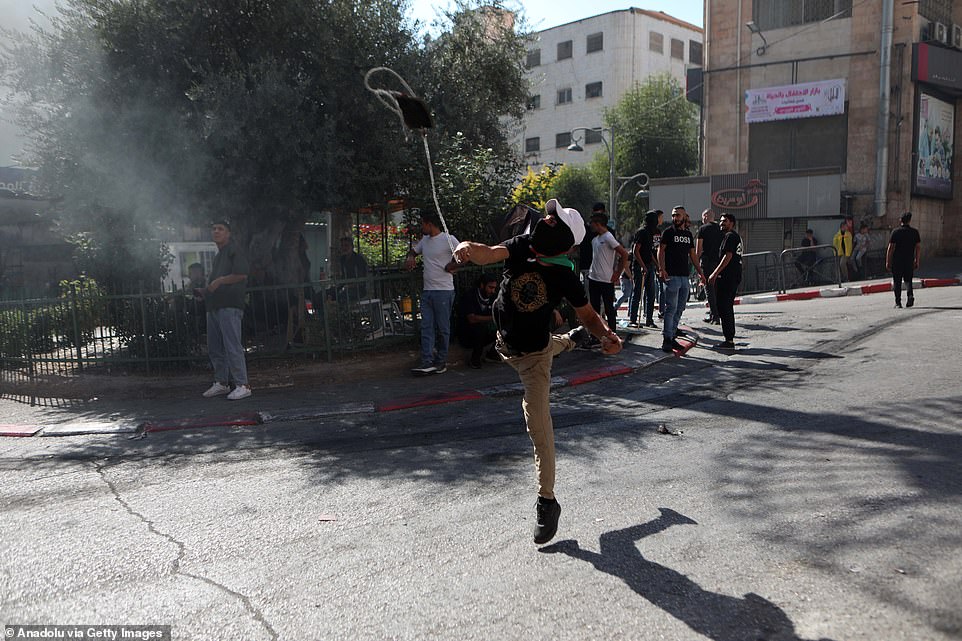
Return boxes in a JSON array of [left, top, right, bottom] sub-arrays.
[[568, 126, 616, 229], [615, 172, 650, 206]]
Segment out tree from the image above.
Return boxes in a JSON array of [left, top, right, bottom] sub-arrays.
[[510, 164, 562, 211], [551, 165, 600, 218], [586, 73, 698, 232], [0, 0, 530, 290], [433, 131, 521, 244]]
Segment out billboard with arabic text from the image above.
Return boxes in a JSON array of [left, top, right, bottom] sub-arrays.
[[745, 79, 846, 124]]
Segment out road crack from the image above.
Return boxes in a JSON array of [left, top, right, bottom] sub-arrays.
[[93, 460, 278, 641]]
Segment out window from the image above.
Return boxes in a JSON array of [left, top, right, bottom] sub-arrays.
[[526, 48, 541, 68], [753, 0, 852, 31], [525, 137, 541, 153], [585, 82, 603, 99], [556, 87, 572, 105], [584, 129, 604, 144], [670, 38, 684, 60], [555, 132, 572, 148], [689, 40, 704, 66], [586, 32, 604, 53], [557, 40, 573, 60], [649, 31, 664, 53], [527, 94, 541, 110]]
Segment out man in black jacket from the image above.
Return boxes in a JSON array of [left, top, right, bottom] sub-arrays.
[[696, 209, 723, 324]]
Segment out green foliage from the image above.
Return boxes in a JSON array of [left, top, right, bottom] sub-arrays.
[[551, 165, 601, 218], [581, 74, 698, 231], [355, 222, 411, 268], [0, 275, 106, 358], [1, 0, 530, 289], [602, 73, 699, 180], [432, 131, 522, 244], [511, 164, 562, 211]]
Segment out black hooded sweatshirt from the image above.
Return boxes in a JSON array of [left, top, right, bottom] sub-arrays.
[[631, 211, 661, 268]]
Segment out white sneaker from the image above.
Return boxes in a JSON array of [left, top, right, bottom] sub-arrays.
[[227, 385, 252, 400], [203, 382, 230, 398]]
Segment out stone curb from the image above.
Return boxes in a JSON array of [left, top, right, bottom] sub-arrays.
[[735, 277, 958, 305]]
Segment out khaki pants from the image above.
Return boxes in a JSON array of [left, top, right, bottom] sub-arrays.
[[498, 333, 577, 500]]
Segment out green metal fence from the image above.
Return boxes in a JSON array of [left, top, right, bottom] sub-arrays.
[[0, 266, 496, 383]]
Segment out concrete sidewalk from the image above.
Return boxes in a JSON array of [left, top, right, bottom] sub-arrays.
[[0, 330, 682, 438], [4, 256, 960, 439]]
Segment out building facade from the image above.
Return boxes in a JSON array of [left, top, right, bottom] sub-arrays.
[[518, 9, 702, 170], [690, 0, 962, 257]]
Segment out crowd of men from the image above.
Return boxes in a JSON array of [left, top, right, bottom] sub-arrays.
[[186, 201, 922, 547]]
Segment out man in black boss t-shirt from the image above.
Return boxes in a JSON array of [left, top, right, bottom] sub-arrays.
[[886, 211, 922, 308], [657, 206, 705, 353], [450, 198, 623, 546], [708, 213, 743, 349]]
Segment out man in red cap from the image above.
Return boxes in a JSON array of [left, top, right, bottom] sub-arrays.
[[451, 198, 623, 545]]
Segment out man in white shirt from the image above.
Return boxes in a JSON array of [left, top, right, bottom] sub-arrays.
[[405, 211, 459, 375], [587, 212, 630, 334]]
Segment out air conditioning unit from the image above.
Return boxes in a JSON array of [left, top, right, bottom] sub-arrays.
[[936, 21, 949, 44], [953, 24, 962, 49]]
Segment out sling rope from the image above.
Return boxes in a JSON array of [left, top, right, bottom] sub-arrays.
[[364, 67, 457, 255]]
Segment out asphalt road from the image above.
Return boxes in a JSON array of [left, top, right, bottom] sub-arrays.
[[2, 287, 961, 641]]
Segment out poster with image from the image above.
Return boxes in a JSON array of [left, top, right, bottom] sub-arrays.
[[914, 90, 955, 199]]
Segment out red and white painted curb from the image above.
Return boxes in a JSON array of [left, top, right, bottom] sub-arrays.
[[736, 277, 959, 305], [2, 337, 698, 438]]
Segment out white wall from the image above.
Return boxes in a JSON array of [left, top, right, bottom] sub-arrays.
[[518, 9, 702, 171]]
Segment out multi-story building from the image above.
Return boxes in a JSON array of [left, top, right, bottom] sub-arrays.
[[665, 0, 962, 258], [518, 8, 703, 171]]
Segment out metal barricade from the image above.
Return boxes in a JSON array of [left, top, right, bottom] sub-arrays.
[[778, 245, 841, 293], [739, 251, 780, 295]]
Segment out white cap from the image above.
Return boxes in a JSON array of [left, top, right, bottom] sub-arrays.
[[545, 198, 586, 245]]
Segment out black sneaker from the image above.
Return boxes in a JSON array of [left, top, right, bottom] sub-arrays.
[[894, 300, 902, 308], [906, 297, 914, 308], [661, 339, 677, 353], [717, 341, 735, 350], [469, 352, 482, 369], [411, 365, 437, 376], [434, 363, 448, 374], [645, 319, 657, 328], [675, 328, 689, 338], [533, 496, 561, 544]]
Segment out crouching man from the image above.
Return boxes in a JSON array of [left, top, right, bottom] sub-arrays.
[[450, 198, 622, 545]]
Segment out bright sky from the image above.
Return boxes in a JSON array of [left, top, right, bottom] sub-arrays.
[[410, 1, 704, 31]]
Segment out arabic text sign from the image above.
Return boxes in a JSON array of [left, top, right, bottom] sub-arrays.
[[745, 79, 846, 124]]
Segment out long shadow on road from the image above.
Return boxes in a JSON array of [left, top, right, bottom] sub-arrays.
[[541, 508, 833, 641]]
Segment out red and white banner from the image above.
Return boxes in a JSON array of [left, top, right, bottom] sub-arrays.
[[745, 79, 846, 124]]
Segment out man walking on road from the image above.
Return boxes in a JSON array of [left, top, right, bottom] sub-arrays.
[[708, 213, 743, 350], [587, 212, 630, 334], [886, 211, 921, 308], [200, 220, 251, 400], [657, 206, 705, 353], [695, 209, 723, 324], [406, 212, 459, 375], [450, 198, 623, 545]]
